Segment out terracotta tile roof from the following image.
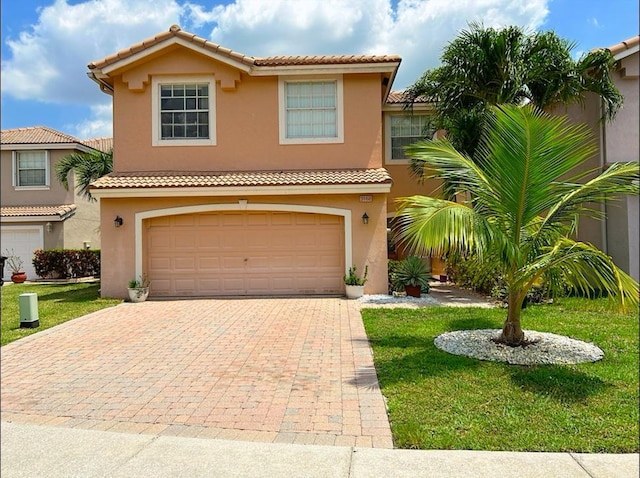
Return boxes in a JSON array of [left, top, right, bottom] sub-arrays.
[[1, 126, 83, 145], [89, 24, 400, 71], [386, 90, 430, 105], [83, 137, 113, 153], [91, 169, 392, 189], [255, 54, 401, 67], [1, 204, 77, 220], [607, 35, 640, 57]]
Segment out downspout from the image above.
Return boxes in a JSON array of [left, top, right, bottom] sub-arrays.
[[599, 98, 608, 254]]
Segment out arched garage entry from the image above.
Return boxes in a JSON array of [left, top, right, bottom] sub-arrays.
[[135, 203, 352, 297]]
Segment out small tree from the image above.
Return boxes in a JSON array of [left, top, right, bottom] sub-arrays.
[[395, 104, 638, 346]]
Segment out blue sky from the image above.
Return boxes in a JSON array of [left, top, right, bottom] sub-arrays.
[[1, 0, 638, 139]]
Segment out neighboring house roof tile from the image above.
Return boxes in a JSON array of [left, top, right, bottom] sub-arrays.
[[1, 204, 77, 220], [386, 90, 430, 105], [88, 24, 401, 71], [82, 137, 113, 153], [607, 35, 640, 57], [1, 126, 83, 145], [91, 169, 392, 189]]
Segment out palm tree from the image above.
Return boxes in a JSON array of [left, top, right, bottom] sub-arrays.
[[395, 104, 638, 346], [55, 148, 113, 202], [404, 24, 623, 164]]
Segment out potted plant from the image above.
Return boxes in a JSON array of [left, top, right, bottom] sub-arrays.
[[127, 274, 151, 303], [3, 249, 27, 284], [343, 265, 368, 299], [396, 256, 430, 297]]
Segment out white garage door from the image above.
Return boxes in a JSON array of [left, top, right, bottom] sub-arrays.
[[1, 226, 43, 281], [146, 211, 345, 297]]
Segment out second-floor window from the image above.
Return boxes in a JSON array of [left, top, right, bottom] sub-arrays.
[[152, 76, 216, 147], [160, 83, 209, 140], [388, 114, 433, 161], [279, 77, 344, 144], [13, 151, 48, 188]]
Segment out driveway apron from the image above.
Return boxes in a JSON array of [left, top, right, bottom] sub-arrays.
[[0, 298, 392, 448]]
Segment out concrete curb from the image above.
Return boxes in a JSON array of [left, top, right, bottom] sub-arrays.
[[2, 422, 638, 478]]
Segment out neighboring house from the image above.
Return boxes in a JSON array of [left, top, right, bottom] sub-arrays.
[[555, 36, 639, 281], [384, 37, 640, 282], [88, 25, 399, 298], [0, 126, 104, 281]]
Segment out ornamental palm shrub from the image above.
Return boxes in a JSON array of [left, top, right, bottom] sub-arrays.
[[395, 104, 639, 346], [55, 148, 113, 201]]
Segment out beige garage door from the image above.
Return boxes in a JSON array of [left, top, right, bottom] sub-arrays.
[[146, 211, 345, 297]]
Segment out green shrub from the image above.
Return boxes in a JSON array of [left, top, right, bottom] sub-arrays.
[[33, 249, 100, 279], [445, 252, 501, 294], [388, 259, 403, 293]]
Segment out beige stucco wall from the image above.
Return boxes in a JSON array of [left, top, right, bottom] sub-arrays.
[[1, 148, 101, 251], [551, 96, 605, 251], [553, 50, 639, 280], [603, 51, 639, 280], [385, 164, 442, 214], [110, 49, 383, 172], [99, 194, 388, 298], [63, 192, 101, 249], [605, 55, 639, 164], [1, 149, 75, 206]]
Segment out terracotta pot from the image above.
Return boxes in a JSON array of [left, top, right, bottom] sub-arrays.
[[405, 284, 421, 297], [11, 272, 27, 284]]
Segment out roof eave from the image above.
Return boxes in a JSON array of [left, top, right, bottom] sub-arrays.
[[90, 183, 391, 199], [87, 71, 114, 95]]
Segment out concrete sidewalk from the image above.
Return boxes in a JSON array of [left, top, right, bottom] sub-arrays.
[[2, 421, 638, 478]]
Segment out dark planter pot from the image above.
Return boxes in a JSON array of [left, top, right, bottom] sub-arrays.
[[11, 272, 27, 284], [439, 274, 448, 282], [405, 285, 421, 298]]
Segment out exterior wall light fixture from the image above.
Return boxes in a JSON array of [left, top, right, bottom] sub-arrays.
[[362, 212, 369, 225], [114, 216, 124, 228], [45, 222, 53, 233]]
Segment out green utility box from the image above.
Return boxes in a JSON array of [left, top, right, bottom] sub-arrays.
[[19, 293, 40, 328]]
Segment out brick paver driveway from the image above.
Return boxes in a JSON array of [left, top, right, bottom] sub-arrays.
[[1, 298, 392, 448]]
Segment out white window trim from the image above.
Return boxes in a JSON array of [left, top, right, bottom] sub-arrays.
[[151, 75, 216, 147], [385, 113, 431, 165], [12, 150, 50, 189], [278, 75, 344, 145]]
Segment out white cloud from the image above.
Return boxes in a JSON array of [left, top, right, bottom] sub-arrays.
[[2, 0, 184, 103], [186, 0, 550, 89], [2, 0, 551, 136], [68, 102, 113, 139]]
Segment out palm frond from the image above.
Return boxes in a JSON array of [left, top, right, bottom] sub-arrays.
[[519, 239, 638, 311], [476, 105, 597, 237], [55, 149, 113, 201], [536, 162, 640, 240], [393, 195, 501, 260]]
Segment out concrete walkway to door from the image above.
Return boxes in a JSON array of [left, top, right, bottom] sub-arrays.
[[0, 298, 392, 448]]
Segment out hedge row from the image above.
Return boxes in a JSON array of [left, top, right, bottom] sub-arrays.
[[33, 249, 100, 279]]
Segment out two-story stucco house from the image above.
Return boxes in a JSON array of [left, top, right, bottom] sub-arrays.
[[0, 126, 107, 281], [555, 36, 639, 282], [89, 25, 401, 298]]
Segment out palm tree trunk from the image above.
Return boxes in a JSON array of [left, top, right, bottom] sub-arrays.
[[500, 292, 525, 346]]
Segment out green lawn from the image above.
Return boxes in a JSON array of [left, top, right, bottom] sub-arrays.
[[1, 282, 121, 346], [362, 297, 639, 452]]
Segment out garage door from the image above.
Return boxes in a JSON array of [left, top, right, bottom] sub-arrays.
[[146, 211, 345, 297], [1, 226, 43, 282]]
